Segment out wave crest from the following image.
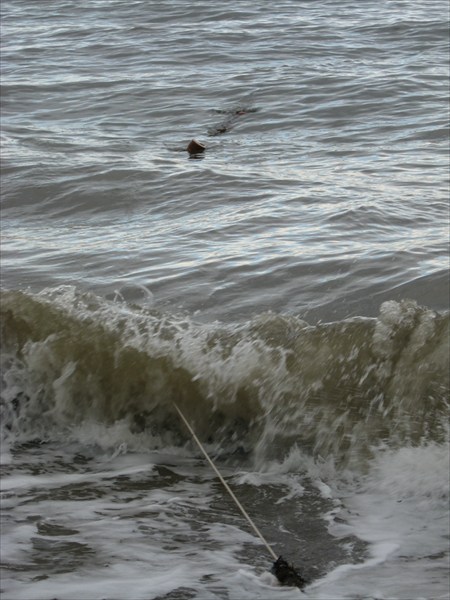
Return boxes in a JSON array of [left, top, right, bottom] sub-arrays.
[[1, 287, 448, 465]]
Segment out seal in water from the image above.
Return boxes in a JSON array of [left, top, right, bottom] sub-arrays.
[[207, 107, 255, 136], [186, 139, 206, 155]]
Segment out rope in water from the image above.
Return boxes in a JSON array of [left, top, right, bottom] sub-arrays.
[[173, 402, 278, 562]]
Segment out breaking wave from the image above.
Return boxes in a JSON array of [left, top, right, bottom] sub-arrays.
[[1, 286, 448, 466]]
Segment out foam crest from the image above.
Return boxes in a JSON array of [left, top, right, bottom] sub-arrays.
[[1, 287, 448, 468]]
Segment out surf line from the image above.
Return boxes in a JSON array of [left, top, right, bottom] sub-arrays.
[[173, 402, 306, 589]]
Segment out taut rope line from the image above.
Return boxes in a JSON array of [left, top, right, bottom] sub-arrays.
[[173, 402, 278, 562]]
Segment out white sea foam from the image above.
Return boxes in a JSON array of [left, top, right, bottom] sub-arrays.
[[307, 441, 450, 599]]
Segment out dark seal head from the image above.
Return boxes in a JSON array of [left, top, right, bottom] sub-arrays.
[[187, 139, 205, 155]]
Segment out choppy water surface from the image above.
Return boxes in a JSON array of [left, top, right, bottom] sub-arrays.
[[1, 0, 449, 598]]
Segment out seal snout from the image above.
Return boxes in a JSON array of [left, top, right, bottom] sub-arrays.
[[186, 139, 206, 155]]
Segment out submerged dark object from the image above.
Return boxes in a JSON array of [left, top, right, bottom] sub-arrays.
[[207, 107, 253, 136], [272, 555, 307, 589]]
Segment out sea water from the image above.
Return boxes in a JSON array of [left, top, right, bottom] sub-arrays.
[[1, 1, 449, 598]]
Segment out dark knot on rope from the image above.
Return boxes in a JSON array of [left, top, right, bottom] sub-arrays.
[[272, 555, 307, 589]]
